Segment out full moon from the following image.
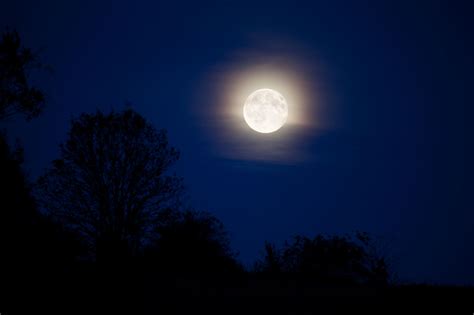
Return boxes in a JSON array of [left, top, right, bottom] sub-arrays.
[[243, 88, 288, 133]]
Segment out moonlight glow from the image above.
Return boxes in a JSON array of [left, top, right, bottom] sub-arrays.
[[243, 88, 288, 133]]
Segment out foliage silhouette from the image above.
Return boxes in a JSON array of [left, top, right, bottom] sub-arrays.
[[36, 109, 183, 262], [144, 209, 241, 273], [0, 32, 82, 313], [255, 232, 389, 286], [0, 29, 46, 121], [0, 133, 82, 283], [0, 132, 36, 265]]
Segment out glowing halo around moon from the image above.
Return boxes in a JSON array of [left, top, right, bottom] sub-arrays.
[[243, 88, 288, 133], [194, 45, 334, 162]]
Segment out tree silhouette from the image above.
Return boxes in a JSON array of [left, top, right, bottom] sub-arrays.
[[0, 29, 46, 121], [254, 241, 281, 273], [256, 232, 389, 286], [0, 132, 36, 265], [0, 132, 81, 281], [0, 31, 84, 313], [145, 209, 241, 273], [36, 109, 182, 262]]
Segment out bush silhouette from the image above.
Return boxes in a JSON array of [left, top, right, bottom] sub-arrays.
[[144, 209, 241, 273], [256, 232, 389, 286]]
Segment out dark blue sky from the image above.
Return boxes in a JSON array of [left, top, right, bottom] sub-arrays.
[[2, 0, 473, 284]]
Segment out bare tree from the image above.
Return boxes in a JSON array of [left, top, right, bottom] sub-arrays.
[[0, 29, 46, 121], [36, 109, 182, 262]]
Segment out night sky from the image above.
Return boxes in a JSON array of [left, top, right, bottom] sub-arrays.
[[2, 0, 473, 285]]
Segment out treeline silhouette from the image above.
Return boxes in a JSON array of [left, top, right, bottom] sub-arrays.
[[1, 29, 473, 315]]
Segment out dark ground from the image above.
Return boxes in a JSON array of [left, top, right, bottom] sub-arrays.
[[2, 266, 473, 314]]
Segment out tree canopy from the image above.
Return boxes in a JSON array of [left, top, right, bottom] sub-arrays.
[[36, 109, 182, 262], [146, 209, 241, 273]]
